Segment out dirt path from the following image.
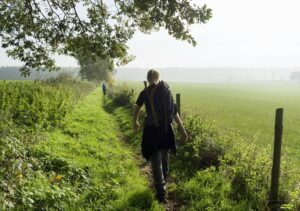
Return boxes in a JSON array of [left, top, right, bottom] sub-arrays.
[[102, 98, 181, 211]]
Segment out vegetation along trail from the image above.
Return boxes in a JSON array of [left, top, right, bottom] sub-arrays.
[[33, 87, 163, 210]]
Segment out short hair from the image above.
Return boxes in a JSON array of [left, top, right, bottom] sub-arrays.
[[147, 69, 160, 84]]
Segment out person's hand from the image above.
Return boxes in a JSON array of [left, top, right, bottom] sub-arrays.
[[179, 128, 188, 143], [133, 121, 140, 133]]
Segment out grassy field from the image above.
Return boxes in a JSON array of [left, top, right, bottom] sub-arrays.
[[128, 81, 300, 168]]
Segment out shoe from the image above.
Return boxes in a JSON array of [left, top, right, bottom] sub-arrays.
[[155, 184, 166, 203]]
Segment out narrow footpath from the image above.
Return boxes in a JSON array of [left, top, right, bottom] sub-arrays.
[[102, 91, 181, 211]]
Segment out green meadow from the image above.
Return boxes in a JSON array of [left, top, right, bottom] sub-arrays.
[[129, 81, 300, 168]]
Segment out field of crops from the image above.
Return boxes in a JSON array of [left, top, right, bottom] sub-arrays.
[[129, 81, 300, 167], [172, 82, 300, 166]]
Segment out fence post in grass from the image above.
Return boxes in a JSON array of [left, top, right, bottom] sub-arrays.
[[268, 108, 284, 211], [143, 81, 147, 88], [176, 93, 181, 117]]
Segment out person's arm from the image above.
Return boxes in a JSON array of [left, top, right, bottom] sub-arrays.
[[174, 113, 188, 143], [133, 104, 141, 133]]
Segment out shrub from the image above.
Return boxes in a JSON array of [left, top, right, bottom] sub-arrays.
[[0, 80, 95, 131], [45, 72, 76, 84], [172, 115, 223, 177], [170, 114, 291, 210], [222, 142, 272, 206], [108, 84, 134, 107], [230, 171, 248, 201], [198, 138, 224, 169]]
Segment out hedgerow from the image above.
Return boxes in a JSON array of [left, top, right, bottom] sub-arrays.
[[0, 77, 96, 209], [0, 79, 95, 131]]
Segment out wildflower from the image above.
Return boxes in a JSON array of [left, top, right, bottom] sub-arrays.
[[54, 175, 63, 183]]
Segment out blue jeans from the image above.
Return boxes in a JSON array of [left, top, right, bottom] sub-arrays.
[[150, 149, 169, 186]]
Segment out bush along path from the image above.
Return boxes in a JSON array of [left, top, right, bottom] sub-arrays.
[[27, 88, 163, 210]]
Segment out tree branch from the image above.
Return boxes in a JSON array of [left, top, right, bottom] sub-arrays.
[[113, 0, 120, 13], [50, 0, 68, 20], [32, 0, 47, 20], [72, 2, 85, 28], [45, 0, 62, 22]]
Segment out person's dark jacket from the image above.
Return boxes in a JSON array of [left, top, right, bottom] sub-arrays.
[[136, 81, 177, 160]]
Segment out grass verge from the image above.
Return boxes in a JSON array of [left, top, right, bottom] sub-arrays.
[[29, 88, 163, 210]]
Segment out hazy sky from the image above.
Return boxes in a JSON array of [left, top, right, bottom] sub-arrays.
[[1, 0, 300, 68]]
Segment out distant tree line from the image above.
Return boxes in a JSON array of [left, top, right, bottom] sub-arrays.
[[289, 71, 300, 81], [0, 66, 78, 80]]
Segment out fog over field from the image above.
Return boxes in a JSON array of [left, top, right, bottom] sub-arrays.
[[2, 66, 298, 82], [115, 67, 298, 83], [0, 66, 79, 80]]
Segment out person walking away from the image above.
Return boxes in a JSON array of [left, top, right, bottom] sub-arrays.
[[102, 82, 107, 95], [132, 69, 188, 203]]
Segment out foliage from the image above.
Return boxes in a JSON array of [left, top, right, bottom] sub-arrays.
[[169, 114, 300, 210], [0, 123, 80, 210], [172, 116, 223, 178], [173, 168, 252, 210], [78, 57, 113, 81], [0, 79, 93, 209], [108, 84, 135, 107], [0, 79, 95, 131], [0, 0, 212, 76], [116, 189, 162, 211]]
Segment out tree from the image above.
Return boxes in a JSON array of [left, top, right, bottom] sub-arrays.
[[79, 57, 112, 81], [0, 0, 212, 76]]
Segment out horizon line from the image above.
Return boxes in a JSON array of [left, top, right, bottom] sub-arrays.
[[1, 66, 300, 70]]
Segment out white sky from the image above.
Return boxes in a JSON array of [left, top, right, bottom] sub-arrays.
[[1, 0, 300, 68]]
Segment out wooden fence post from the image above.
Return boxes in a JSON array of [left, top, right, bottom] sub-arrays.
[[268, 108, 284, 211], [176, 93, 181, 117]]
